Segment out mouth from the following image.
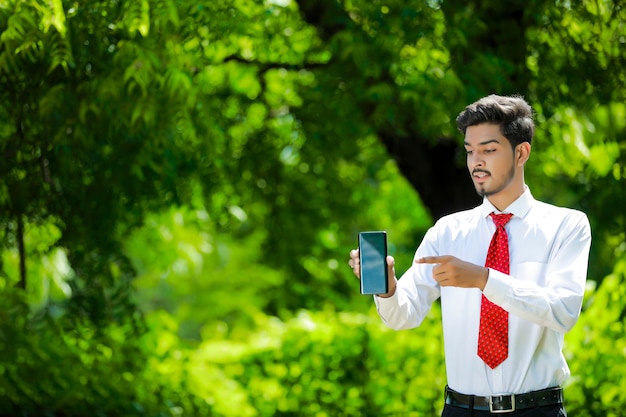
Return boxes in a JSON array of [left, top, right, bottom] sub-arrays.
[[472, 170, 490, 183]]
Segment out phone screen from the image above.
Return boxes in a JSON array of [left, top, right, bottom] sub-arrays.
[[358, 231, 388, 295]]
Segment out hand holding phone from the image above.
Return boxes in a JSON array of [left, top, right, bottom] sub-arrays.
[[358, 231, 389, 295]]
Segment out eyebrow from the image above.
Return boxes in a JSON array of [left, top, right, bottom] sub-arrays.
[[463, 139, 501, 147]]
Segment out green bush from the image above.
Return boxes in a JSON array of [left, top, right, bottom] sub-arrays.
[[1, 219, 623, 417], [2, 260, 626, 416], [196, 261, 626, 417], [0, 289, 213, 417], [194, 308, 444, 416], [564, 258, 626, 417]]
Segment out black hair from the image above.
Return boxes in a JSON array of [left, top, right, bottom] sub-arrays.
[[456, 94, 535, 147]]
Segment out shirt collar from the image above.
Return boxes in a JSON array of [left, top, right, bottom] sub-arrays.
[[479, 185, 534, 219]]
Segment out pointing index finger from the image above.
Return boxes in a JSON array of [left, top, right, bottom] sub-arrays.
[[416, 255, 450, 264]]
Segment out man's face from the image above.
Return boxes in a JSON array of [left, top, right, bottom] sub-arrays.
[[464, 123, 517, 198]]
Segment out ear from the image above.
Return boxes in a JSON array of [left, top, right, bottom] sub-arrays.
[[516, 142, 531, 166]]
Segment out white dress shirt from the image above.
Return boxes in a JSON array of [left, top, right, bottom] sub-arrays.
[[374, 187, 591, 396]]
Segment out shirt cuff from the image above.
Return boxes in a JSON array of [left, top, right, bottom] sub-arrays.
[[373, 289, 398, 305], [482, 268, 511, 305]]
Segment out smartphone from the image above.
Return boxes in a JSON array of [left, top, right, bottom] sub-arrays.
[[358, 231, 389, 295]]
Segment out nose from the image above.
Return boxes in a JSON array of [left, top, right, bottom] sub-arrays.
[[468, 152, 485, 169]]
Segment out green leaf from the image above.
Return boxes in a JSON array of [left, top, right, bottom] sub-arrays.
[[589, 142, 620, 177]]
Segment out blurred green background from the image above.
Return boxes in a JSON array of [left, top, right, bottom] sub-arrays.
[[0, 0, 624, 416]]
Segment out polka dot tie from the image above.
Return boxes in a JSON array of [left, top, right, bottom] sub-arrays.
[[477, 212, 513, 369]]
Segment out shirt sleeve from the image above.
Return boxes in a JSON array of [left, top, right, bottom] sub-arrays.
[[374, 226, 442, 330], [482, 210, 592, 333]]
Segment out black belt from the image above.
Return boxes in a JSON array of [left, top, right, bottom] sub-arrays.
[[445, 386, 563, 413]]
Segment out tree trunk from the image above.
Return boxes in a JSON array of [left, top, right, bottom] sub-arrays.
[[378, 131, 481, 219], [17, 214, 26, 290], [296, 0, 530, 219]]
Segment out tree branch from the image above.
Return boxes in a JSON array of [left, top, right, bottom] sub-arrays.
[[221, 54, 329, 72]]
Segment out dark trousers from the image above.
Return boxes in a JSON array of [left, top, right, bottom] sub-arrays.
[[441, 404, 567, 417]]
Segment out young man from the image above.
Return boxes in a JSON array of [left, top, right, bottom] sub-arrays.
[[349, 95, 591, 416]]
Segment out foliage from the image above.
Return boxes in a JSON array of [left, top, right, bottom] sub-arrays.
[[0, 0, 623, 310], [125, 203, 286, 335], [0, 288, 214, 416], [2, 261, 626, 417], [564, 259, 626, 417], [149, 262, 626, 417], [530, 102, 626, 281], [136, 306, 445, 417], [0, 0, 625, 415]]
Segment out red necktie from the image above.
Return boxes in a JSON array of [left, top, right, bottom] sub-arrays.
[[477, 212, 513, 369]]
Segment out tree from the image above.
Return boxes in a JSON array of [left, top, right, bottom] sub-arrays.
[[293, 0, 626, 281], [0, 0, 625, 413], [1, 0, 624, 321]]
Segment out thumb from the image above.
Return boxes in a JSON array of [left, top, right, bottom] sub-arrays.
[[386, 255, 396, 278]]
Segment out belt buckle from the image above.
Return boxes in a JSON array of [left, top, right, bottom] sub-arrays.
[[489, 394, 516, 413]]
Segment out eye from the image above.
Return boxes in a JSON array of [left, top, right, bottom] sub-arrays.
[[465, 150, 473, 155], [485, 149, 495, 153]]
